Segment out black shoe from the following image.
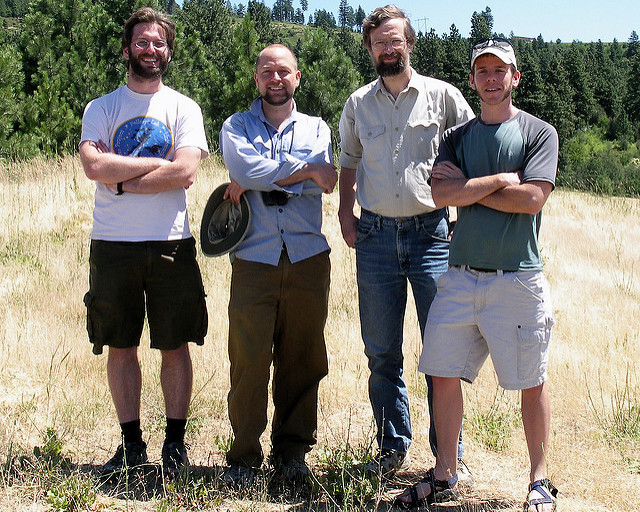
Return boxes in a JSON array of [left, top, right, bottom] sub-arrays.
[[224, 463, 256, 489], [280, 457, 311, 484], [102, 440, 148, 473], [162, 441, 189, 480], [365, 449, 408, 477]]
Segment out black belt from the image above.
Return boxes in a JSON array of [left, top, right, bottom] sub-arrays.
[[460, 265, 516, 274]]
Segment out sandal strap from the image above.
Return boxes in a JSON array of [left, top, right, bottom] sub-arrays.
[[423, 468, 455, 505], [526, 479, 558, 508]]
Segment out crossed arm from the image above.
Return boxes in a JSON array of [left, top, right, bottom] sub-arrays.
[[221, 118, 337, 204], [79, 139, 203, 194], [431, 160, 553, 215], [224, 161, 338, 204]]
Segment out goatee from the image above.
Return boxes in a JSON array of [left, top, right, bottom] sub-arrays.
[[262, 90, 293, 106]]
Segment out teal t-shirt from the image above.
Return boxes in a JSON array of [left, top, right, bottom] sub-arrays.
[[436, 110, 558, 271]]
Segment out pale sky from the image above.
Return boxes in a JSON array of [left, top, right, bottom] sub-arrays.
[[299, 0, 638, 43]]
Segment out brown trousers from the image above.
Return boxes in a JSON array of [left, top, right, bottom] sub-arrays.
[[226, 250, 330, 467]]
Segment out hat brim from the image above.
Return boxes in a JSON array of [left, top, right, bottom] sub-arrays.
[[200, 182, 251, 257], [471, 47, 517, 70]]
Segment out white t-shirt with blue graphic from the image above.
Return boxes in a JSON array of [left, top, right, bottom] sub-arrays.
[[81, 85, 209, 241]]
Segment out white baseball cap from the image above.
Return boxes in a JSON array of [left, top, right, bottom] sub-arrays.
[[471, 37, 518, 70]]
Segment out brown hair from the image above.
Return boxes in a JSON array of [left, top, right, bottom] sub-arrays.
[[362, 4, 416, 50], [122, 7, 175, 54]]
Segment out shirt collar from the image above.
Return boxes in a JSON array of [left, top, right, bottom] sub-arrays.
[[250, 97, 299, 131], [371, 67, 417, 98]]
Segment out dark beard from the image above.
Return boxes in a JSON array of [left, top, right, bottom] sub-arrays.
[[375, 53, 407, 77], [129, 51, 169, 80], [262, 89, 292, 106]]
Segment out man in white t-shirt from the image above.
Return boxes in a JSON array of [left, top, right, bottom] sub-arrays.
[[79, 7, 209, 480]]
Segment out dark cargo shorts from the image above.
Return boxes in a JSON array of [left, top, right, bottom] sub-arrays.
[[83, 237, 208, 355]]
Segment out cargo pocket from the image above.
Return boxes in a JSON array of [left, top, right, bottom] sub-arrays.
[[516, 318, 554, 382], [83, 291, 103, 355], [193, 287, 208, 345]]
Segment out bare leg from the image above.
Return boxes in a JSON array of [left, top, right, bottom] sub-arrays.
[[396, 376, 462, 504], [522, 383, 550, 481], [433, 376, 462, 481], [160, 344, 193, 419], [107, 346, 141, 423], [522, 382, 553, 512]]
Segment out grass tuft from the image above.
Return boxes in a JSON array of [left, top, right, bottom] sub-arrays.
[[468, 387, 520, 452]]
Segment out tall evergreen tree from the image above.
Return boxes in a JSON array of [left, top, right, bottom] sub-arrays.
[[469, 6, 492, 42], [246, 0, 275, 43], [563, 42, 597, 128], [354, 5, 365, 31], [338, 0, 354, 30], [540, 52, 577, 146], [177, 0, 233, 64], [441, 24, 470, 94], [412, 29, 444, 80], [296, 27, 361, 137]]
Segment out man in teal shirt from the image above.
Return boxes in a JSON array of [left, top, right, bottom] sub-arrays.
[[397, 38, 559, 512]]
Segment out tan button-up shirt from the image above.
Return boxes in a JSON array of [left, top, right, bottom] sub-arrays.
[[339, 68, 474, 218]]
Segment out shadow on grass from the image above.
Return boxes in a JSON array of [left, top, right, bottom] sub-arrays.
[[4, 454, 519, 511]]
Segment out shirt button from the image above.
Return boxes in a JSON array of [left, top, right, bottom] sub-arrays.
[[279, 208, 283, 213], [280, 229, 284, 234], [395, 193, 399, 198], [395, 127, 399, 131]]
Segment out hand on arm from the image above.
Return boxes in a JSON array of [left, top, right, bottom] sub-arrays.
[[275, 162, 338, 193], [338, 167, 358, 248]]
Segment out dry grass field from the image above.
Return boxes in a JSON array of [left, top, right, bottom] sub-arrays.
[[0, 155, 639, 511]]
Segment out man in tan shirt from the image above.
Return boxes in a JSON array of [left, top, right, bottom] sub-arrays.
[[338, 4, 473, 477]]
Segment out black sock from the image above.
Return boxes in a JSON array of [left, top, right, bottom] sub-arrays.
[[120, 419, 143, 445], [165, 418, 187, 445]]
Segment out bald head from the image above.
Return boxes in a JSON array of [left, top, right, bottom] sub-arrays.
[[255, 44, 298, 71]]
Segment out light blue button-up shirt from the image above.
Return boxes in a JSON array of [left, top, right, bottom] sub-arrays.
[[219, 98, 333, 266]]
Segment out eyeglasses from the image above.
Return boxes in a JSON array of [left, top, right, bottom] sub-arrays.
[[471, 37, 512, 53], [132, 39, 168, 51], [372, 38, 406, 51]]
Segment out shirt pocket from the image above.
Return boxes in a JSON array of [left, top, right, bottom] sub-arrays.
[[407, 120, 440, 169], [359, 124, 386, 164]]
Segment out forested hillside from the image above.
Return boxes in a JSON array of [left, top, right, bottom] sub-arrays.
[[2, 0, 640, 195]]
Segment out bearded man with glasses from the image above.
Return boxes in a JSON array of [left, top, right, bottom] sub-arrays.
[[338, 4, 474, 480], [79, 7, 209, 480], [396, 37, 559, 512]]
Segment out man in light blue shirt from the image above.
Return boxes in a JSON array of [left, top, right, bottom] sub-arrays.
[[219, 44, 337, 490]]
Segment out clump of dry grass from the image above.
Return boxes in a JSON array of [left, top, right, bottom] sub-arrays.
[[1, 155, 639, 510]]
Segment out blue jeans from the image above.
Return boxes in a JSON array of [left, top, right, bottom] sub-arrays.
[[355, 208, 463, 458]]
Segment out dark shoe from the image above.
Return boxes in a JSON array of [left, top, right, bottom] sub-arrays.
[[162, 441, 189, 480], [224, 463, 255, 489], [102, 440, 148, 473], [280, 457, 311, 484], [365, 449, 407, 477]]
